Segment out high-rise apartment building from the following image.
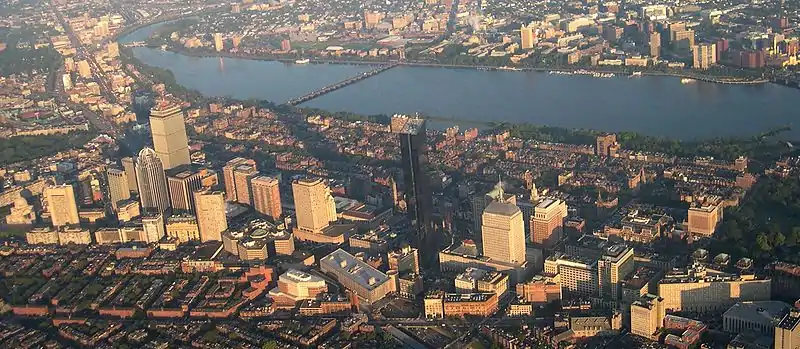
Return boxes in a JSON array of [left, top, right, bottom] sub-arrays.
[[530, 197, 567, 247], [481, 199, 526, 265], [251, 176, 282, 220], [234, 165, 258, 206], [223, 158, 256, 202], [135, 147, 171, 214], [391, 115, 435, 263], [598, 244, 635, 301], [45, 184, 79, 228], [106, 167, 130, 210], [630, 294, 665, 340], [649, 32, 661, 58], [693, 43, 717, 70], [121, 157, 138, 193], [194, 187, 227, 242], [520, 25, 535, 49], [672, 29, 695, 50], [149, 102, 190, 170], [214, 33, 224, 52], [292, 177, 336, 234], [596, 133, 617, 157]]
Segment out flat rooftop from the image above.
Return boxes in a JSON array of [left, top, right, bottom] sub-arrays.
[[321, 249, 390, 290]]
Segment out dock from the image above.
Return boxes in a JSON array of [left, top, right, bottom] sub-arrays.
[[285, 62, 399, 105]]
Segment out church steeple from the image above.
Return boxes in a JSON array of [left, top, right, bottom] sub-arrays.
[[494, 174, 505, 203]]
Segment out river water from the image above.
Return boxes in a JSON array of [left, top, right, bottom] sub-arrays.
[[122, 21, 800, 140]]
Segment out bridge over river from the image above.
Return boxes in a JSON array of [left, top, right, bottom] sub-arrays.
[[285, 62, 400, 106]]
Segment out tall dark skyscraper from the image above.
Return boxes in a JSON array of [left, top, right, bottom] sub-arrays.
[[391, 115, 435, 264]]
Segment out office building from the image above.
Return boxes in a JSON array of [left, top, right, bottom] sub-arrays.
[[424, 291, 499, 319], [269, 269, 328, 304], [658, 265, 772, 312], [106, 167, 130, 210], [135, 147, 171, 214], [166, 215, 200, 243], [45, 184, 79, 228], [194, 188, 227, 242], [292, 177, 336, 234], [598, 244, 635, 301], [121, 157, 138, 193], [520, 25, 535, 49], [167, 165, 217, 213], [530, 197, 567, 247], [455, 267, 510, 299], [687, 199, 723, 236], [470, 180, 517, 234], [251, 176, 281, 219], [149, 102, 190, 170], [545, 253, 598, 298], [222, 158, 257, 203], [724, 301, 791, 335], [775, 306, 800, 349], [391, 115, 435, 263], [693, 43, 717, 70], [116, 200, 140, 222], [622, 266, 664, 304], [516, 274, 562, 305], [482, 197, 526, 265], [630, 294, 665, 340], [214, 32, 223, 52], [649, 32, 661, 58], [438, 240, 529, 284], [142, 213, 166, 243], [569, 310, 623, 338], [320, 249, 396, 304]]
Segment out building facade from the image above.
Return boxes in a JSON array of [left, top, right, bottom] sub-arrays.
[[149, 103, 190, 170]]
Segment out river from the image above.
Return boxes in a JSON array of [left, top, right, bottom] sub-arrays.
[[121, 21, 800, 140]]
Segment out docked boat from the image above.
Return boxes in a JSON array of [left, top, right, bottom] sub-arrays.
[[630, 71, 642, 77], [680, 78, 696, 84], [498, 66, 521, 71], [294, 58, 310, 64]]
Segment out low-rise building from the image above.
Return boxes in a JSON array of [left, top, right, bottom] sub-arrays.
[[320, 249, 396, 304]]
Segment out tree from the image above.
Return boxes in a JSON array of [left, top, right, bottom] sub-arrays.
[[261, 341, 278, 349], [756, 233, 771, 252]]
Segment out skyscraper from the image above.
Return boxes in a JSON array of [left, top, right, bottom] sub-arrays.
[[106, 167, 130, 211], [121, 157, 138, 193], [166, 165, 216, 213], [251, 176, 282, 220], [598, 244, 635, 300], [223, 158, 256, 202], [194, 187, 227, 242], [391, 115, 435, 263], [481, 197, 527, 265], [149, 102, 190, 170], [292, 177, 336, 234], [45, 184, 79, 228], [135, 147, 171, 214]]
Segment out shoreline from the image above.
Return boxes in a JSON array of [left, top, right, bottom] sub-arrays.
[[140, 44, 772, 86]]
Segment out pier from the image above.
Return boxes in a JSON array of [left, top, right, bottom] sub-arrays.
[[285, 63, 399, 105]]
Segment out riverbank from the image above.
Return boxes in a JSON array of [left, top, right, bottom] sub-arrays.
[[147, 43, 771, 85]]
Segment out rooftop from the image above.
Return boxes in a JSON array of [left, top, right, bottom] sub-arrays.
[[723, 301, 791, 327], [443, 292, 494, 303], [483, 200, 521, 216], [321, 249, 390, 290], [281, 269, 325, 284]]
